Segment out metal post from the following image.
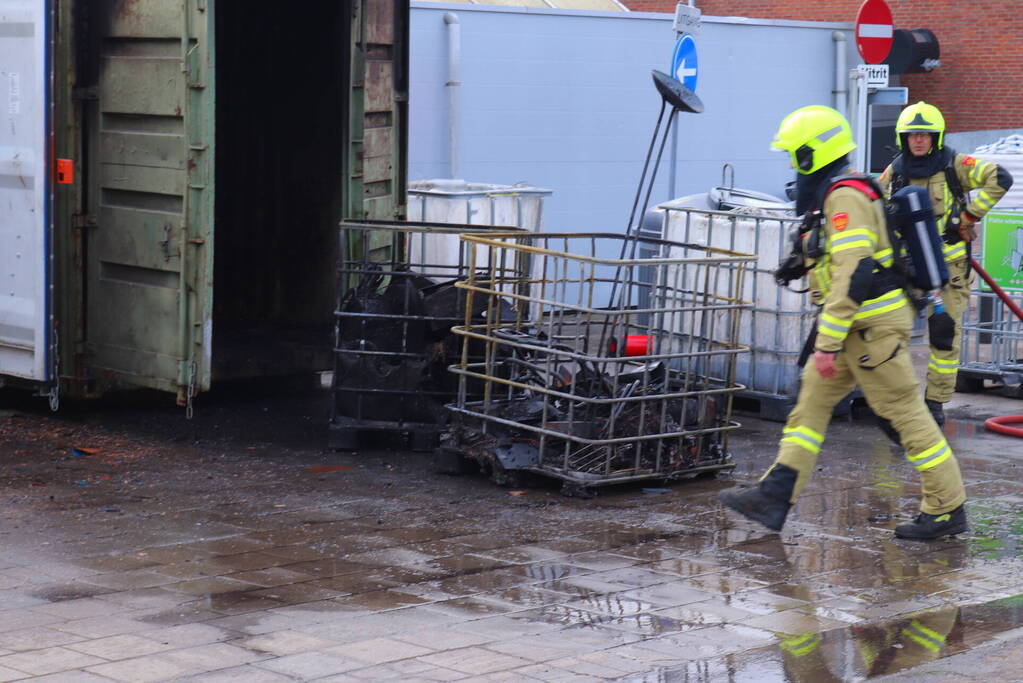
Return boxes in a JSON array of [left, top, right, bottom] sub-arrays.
[[849, 68, 868, 171], [832, 31, 847, 115], [668, 116, 678, 201]]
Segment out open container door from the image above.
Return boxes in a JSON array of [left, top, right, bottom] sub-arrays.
[[344, 0, 410, 264], [0, 1, 52, 387], [83, 0, 213, 406]]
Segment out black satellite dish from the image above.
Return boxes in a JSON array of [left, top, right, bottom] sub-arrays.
[[652, 69, 704, 114]]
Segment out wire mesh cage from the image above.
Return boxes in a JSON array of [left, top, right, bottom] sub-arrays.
[[442, 232, 756, 493], [659, 203, 818, 418], [958, 289, 1023, 391], [329, 220, 523, 450]]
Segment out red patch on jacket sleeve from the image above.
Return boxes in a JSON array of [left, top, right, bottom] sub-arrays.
[[962, 156, 976, 166], [831, 212, 849, 231]]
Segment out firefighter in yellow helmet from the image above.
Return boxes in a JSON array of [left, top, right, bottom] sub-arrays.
[[879, 102, 1013, 428], [719, 105, 967, 540]]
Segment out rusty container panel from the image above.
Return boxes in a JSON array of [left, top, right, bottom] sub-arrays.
[[346, 0, 409, 222], [82, 0, 213, 398], [366, 0, 395, 45], [102, 0, 183, 39]]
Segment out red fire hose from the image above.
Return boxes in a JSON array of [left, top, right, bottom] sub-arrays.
[[969, 257, 1023, 438]]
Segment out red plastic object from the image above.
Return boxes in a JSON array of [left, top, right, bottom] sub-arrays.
[[609, 335, 653, 357], [56, 158, 74, 184], [985, 415, 1023, 438]]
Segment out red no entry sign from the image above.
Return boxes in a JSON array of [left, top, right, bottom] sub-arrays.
[[855, 0, 893, 64]]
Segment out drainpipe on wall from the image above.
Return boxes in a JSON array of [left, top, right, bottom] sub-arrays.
[[833, 31, 848, 118], [444, 12, 462, 180]]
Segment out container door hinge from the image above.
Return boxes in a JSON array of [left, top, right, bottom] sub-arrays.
[[47, 323, 60, 412], [72, 213, 98, 229]]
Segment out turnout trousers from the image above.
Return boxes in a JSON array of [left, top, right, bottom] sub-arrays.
[[926, 258, 974, 403], [770, 305, 966, 515]]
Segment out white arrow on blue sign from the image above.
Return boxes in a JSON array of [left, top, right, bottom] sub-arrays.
[[671, 33, 698, 92]]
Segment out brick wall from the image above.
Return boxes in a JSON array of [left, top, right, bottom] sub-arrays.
[[627, 1, 1023, 132]]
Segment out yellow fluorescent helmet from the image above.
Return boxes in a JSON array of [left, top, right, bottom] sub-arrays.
[[896, 101, 945, 149], [771, 105, 856, 175]]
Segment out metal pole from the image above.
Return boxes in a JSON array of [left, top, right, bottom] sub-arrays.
[[668, 117, 678, 201], [849, 68, 867, 171]]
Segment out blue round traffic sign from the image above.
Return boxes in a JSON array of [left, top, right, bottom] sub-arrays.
[[671, 33, 698, 92]]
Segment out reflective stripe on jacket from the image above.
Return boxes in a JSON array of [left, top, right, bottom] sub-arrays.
[[810, 184, 907, 352]]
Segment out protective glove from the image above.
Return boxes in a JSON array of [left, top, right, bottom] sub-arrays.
[[959, 212, 978, 242]]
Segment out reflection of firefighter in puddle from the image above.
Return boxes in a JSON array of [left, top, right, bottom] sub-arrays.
[[856, 540, 965, 676], [775, 541, 966, 680], [777, 631, 841, 683], [718, 105, 967, 541], [733, 536, 846, 681], [853, 607, 960, 677], [773, 609, 961, 681]]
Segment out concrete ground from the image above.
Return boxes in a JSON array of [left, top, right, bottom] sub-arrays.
[[0, 358, 1021, 681]]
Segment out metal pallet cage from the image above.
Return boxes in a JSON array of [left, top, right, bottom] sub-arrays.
[[658, 203, 824, 420], [329, 220, 523, 450], [958, 288, 1023, 392], [442, 232, 755, 494]]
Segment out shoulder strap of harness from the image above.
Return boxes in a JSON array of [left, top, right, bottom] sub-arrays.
[[944, 158, 966, 205], [830, 173, 913, 295], [943, 153, 973, 278], [890, 157, 907, 193], [825, 173, 884, 201]]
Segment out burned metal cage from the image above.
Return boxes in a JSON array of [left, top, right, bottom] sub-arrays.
[[329, 220, 522, 450], [443, 232, 755, 493]]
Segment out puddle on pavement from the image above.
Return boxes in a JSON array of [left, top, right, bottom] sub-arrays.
[[507, 562, 589, 583], [627, 592, 1023, 681], [32, 583, 112, 601], [966, 499, 1023, 560], [945, 418, 983, 440], [537, 603, 686, 636]]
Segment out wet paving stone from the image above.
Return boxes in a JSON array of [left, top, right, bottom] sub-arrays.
[[2, 383, 1023, 679], [485, 585, 579, 609], [222, 565, 315, 588], [331, 588, 435, 612]]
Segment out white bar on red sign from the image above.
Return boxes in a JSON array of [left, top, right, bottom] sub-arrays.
[[858, 23, 893, 38]]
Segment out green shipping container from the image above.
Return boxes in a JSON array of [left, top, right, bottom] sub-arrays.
[[0, 0, 409, 407]]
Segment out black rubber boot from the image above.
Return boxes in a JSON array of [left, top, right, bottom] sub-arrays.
[[894, 504, 967, 540], [718, 464, 797, 532], [925, 399, 946, 428], [876, 416, 901, 446]]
